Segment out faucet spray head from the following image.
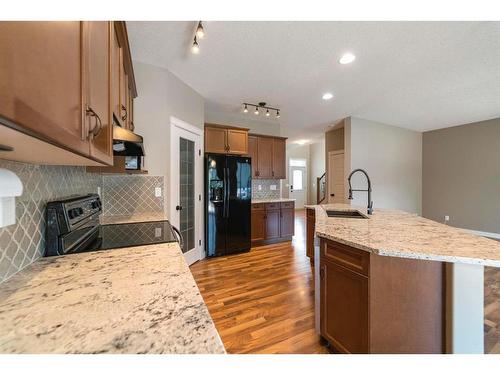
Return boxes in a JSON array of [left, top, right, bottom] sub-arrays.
[[348, 189, 353, 200]]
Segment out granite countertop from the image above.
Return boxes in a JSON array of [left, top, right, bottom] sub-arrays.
[[252, 198, 296, 204], [0, 243, 225, 354], [100, 212, 167, 225], [311, 203, 500, 267]]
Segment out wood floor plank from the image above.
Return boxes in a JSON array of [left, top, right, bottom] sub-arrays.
[[190, 210, 328, 354]]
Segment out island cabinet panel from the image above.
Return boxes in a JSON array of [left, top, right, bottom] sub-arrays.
[[320, 237, 445, 354], [306, 208, 315, 259], [272, 138, 286, 179], [0, 21, 89, 156], [321, 260, 369, 354], [248, 135, 259, 177], [257, 137, 274, 178]]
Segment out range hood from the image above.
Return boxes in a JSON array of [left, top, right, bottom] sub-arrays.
[[112, 124, 145, 156]]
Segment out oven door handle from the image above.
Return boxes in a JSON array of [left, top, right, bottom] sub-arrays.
[[171, 225, 184, 251]]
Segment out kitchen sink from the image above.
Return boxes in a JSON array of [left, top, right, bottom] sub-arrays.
[[326, 210, 369, 219]]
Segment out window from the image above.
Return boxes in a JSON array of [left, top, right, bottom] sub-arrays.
[[292, 169, 303, 190], [290, 158, 307, 167]]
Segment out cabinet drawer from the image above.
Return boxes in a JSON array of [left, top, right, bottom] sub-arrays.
[[266, 202, 280, 210], [252, 203, 265, 211], [321, 240, 369, 277], [281, 201, 295, 209]]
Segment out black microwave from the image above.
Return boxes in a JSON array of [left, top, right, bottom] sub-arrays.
[[125, 156, 142, 170]]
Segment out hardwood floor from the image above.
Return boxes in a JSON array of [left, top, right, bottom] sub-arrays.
[[190, 209, 329, 354]]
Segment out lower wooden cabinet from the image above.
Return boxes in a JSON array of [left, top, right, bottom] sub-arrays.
[[319, 238, 445, 354], [251, 201, 295, 245]]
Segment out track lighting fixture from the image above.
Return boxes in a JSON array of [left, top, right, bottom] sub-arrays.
[[243, 102, 281, 119], [191, 36, 200, 54], [196, 21, 205, 39]]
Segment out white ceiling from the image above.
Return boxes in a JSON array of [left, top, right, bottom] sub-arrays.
[[127, 21, 500, 140]]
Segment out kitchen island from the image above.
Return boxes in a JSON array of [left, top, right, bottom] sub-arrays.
[[0, 214, 225, 354], [307, 203, 500, 354]]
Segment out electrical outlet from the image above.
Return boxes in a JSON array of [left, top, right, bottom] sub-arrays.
[[154, 227, 162, 237], [155, 187, 162, 197], [270, 185, 277, 191], [444, 215, 450, 223], [258, 185, 262, 191], [97, 186, 101, 197]]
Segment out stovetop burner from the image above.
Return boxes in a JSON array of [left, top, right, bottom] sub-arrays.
[[45, 194, 180, 256]]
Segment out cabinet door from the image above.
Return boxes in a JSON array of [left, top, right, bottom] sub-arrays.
[[110, 24, 121, 125], [306, 208, 315, 258], [84, 21, 113, 165], [257, 137, 273, 178], [265, 209, 281, 240], [272, 138, 286, 179], [248, 135, 259, 178], [0, 21, 89, 156], [205, 127, 227, 154], [251, 209, 266, 242], [280, 208, 295, 238], [227, 129, 248, 154], [321, 260, 369, 353]]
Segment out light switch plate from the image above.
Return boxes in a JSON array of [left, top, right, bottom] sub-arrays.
[[155, 187, 162, 197], [270, 185, 277, 191]]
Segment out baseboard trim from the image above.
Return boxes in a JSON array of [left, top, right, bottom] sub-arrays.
[[461, 228, 500, 240]]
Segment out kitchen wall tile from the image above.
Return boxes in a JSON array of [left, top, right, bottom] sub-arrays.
[[252, 179, 281, 199], [0, 160, 101, 283], [101, 175, 164, 216]]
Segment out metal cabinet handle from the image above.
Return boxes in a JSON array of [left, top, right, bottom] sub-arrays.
[[86, 106, 103, 138], [121, 104, 128, 121]]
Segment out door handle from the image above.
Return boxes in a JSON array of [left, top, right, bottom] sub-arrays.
[[330, 193, 335, 197], [176, 205, 183, 211]]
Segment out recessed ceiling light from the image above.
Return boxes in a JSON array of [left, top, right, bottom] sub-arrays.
[[339, 53, 356, 64], [322, 92, 333, 100], [296, 139, 309, 145]]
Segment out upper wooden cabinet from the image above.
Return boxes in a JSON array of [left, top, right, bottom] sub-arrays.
[[250, 134, 287, 179], [0, 22, 89, 156], [204, 124, 249, 155], [0, 21, 137, 166]]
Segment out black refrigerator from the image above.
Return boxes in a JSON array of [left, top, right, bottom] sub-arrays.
[[205, 154, 252, 257]]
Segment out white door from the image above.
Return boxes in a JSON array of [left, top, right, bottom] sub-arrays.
[[328, 151, 345, 203], [289, 159, 307, 209], [170, 117, 203, 265]]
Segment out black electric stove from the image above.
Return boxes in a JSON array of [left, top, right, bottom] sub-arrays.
[[45, 194, 181, 257]]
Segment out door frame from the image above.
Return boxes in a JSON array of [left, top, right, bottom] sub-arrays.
[[169, 116, 204, 265], [289, 158, 308, 209]]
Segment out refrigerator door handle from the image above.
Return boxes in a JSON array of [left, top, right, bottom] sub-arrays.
[[225, 167, 230, 218], [223, 167, 227, 218]]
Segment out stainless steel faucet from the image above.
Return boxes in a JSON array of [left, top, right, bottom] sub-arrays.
[[347, 169, 373, 215]]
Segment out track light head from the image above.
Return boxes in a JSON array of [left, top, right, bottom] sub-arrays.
[[266, 109, 270, 117], [254, 106, 259, 115], [196, 21, 205, 39], [191, 36, 200, 54], [276, 110, 280, 118], [243, 104, 248, 113]]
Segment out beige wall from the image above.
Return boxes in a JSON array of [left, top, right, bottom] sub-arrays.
[[133, 61, 205, 217], [422, 118, 500, 234], [309, 139, 326, 204], [349, 117, 422, 214]]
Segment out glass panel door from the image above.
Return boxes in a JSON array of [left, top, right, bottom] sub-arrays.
[[179, 137, 195, 253]]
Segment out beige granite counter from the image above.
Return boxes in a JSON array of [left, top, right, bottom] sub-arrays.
[[310, 203, 500, 267], [0, 243, 225, 354], [252, 198, 296, 204], [101, 212, 166, 225]]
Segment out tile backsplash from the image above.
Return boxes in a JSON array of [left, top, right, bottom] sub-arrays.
[[0, 160, 101, 283], [252, 179, 281, 200], [102, 175, 164, 216], [0, 160, 165, 283]]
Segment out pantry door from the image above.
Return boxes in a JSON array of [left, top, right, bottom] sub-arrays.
[[169, 117, 203, 265]]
